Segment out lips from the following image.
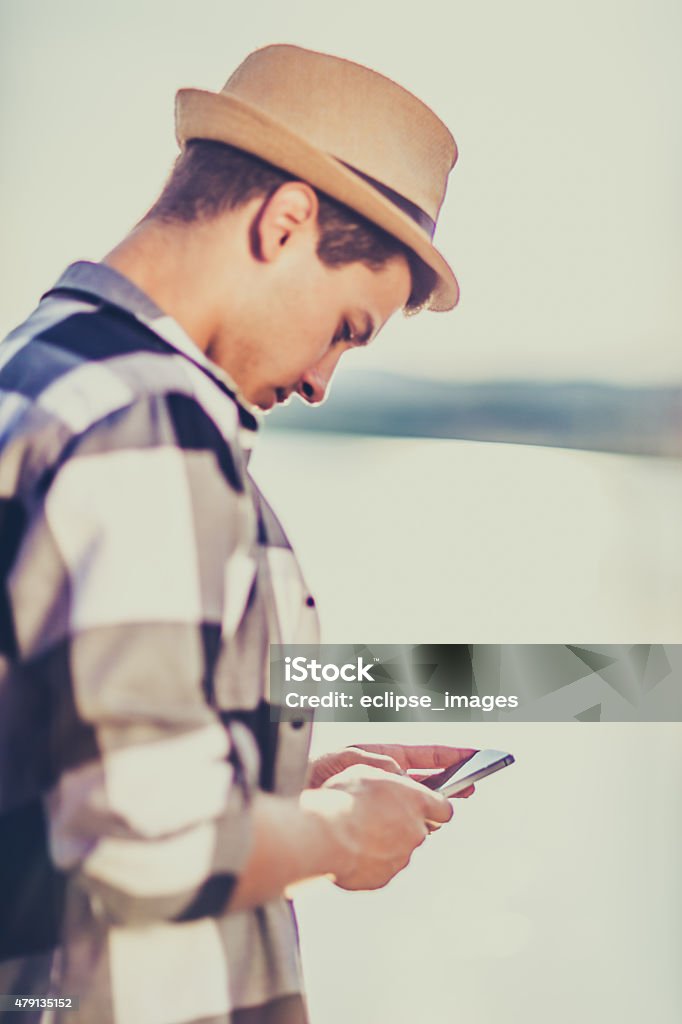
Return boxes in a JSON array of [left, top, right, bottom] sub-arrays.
[[274, 386, 296, 406]]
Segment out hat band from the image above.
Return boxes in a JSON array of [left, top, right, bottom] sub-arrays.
[[338, 160, 436, 240]]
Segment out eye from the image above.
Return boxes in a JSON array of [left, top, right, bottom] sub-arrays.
[[332, 320, 355, 346]]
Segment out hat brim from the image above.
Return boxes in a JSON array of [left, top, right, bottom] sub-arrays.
[[175, 89, 459, 311]]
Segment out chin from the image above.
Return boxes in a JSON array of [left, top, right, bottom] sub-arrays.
[[250, 387, 276, 411], [253, 386, 294, 411]]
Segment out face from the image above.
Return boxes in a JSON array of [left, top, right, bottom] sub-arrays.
[[206, 185, 413, 412], [249, 253, 411, 411]]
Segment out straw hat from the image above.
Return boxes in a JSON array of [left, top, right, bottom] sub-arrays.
[[175, 45, 459, 311]]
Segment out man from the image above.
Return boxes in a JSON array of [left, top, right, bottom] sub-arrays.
[[0, 45, 473, 1023]]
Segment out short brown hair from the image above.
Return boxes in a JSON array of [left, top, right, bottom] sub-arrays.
[[145, 140, 436, 312]]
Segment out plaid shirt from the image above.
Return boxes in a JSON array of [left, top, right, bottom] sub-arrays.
[[0, 262, 319, 1023]]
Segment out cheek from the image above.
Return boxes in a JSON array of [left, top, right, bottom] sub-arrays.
[[269, 272, 340, 374], [288, 314, 337, 369], [264, 325, 328, 387], [294, 331, 333, 376]]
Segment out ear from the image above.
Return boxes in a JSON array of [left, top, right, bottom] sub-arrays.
[[254, 182, 319, 262]]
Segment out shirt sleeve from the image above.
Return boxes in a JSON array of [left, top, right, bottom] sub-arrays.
[[7, 391, 261, 926]]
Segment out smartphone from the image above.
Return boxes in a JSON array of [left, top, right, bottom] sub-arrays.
[[421, 749, 515, 796]]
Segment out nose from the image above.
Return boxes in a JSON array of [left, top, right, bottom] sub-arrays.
[[297, 367, 328, 405], [297, 349, 344, 405]]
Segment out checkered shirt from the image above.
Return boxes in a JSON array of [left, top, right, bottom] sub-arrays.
[[0, 262, 319, 1024]]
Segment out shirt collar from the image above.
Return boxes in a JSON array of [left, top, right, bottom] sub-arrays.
[[45, 261, 262, 436]]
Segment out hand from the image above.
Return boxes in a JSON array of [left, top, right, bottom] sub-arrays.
[[315, 764, 455, 891], [307, 743, 477, 798]]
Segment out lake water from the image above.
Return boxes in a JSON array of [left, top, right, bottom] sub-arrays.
[[252, 434, 682, 643]]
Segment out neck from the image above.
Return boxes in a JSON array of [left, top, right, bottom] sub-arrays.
[[102, 212, 252, 354]]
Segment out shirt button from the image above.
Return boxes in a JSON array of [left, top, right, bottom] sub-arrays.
[[305, 595, 315, 607], [291, 720, 305, 730]]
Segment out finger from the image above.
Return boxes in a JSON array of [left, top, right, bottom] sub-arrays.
[[343, 748, 404, 775], [406, 771, 434, 783], [351, 743, 478, 771], [406, 775, 476, 797]]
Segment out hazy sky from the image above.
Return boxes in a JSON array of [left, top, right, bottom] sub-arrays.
[[1, 0, 680, 383]]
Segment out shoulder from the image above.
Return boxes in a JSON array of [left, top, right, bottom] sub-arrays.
[[0, 294, 246, 500]]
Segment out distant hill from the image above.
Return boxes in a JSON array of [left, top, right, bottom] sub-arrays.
[[268, 373, 682, 457]]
